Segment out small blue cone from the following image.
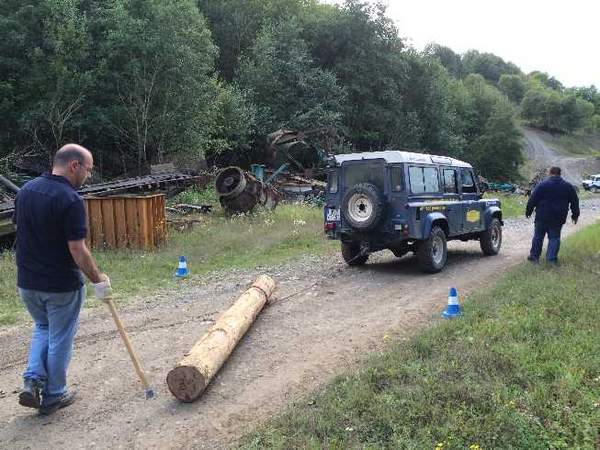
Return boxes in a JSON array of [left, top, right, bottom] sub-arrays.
[[442, 287, 462, 318], [174, 256, 189, 278]]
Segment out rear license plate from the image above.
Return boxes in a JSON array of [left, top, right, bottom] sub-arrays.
[[326, 208, 340, 221]]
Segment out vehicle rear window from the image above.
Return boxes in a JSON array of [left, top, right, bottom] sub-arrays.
[[442, 169, 458, 194], [343, 161, 385, 191], [328, 170, 338, 193], [409, 166, 439, 194], [390, 166, 404, 192]]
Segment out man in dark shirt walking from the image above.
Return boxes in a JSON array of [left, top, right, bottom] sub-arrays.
[[525, 166, 580, 264], [13, 143, 112, 415]]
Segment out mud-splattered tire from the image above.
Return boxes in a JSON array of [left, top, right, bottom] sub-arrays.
[[341, 241, 368, 266], [417, 226, 447, 273], [480, 218, 502, 255]]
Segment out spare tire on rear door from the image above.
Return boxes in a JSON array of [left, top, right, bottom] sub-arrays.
[[341, 183, 385, 231]]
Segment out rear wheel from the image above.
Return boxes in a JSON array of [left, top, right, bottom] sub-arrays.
[[480, 218, 502, 255], [341, 241, 368, 266], [417, 226, 447, 273]]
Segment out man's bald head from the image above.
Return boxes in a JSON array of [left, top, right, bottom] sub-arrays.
[[53, 144, 92, 168]]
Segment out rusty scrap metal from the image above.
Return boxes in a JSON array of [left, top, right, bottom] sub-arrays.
[[78, 172, 209, 197], [215, 167, 280, 214]]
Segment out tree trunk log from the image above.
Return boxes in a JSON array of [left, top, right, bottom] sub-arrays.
[[166, 275, 275, 402]]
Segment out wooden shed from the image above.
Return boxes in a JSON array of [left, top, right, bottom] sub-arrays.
[[84, 194, 166, 250]]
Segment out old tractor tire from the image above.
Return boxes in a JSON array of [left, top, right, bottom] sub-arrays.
[[341, 183, 385, 231], [417, 226, 447, 273], [215, 167, 247, 199], [341, 241, 368, 266], [480, 217, 502, 255]]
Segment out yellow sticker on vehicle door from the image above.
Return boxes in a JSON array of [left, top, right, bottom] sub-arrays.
[[466, 210, 480, 222]]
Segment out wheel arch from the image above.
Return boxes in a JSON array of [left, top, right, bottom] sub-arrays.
[[484, 206, 503, 227], [422, 212, 449, 239]]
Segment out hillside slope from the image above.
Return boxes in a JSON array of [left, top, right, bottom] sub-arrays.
[[521, 127, 600, 184]]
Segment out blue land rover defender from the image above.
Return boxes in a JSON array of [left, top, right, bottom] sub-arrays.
[[323, 151, 503, 273]]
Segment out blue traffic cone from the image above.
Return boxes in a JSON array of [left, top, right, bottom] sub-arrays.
[[174, 256, 189, 278], [442, 287, 462, 318]]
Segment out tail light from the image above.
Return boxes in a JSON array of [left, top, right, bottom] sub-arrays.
[[324, 222, 336, 231]]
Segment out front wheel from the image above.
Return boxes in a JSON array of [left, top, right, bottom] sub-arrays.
[[417, 226, 447, 273], [341, 241, 369, 266], [592, 186, 600, 193], [480, 218, 502, 255]]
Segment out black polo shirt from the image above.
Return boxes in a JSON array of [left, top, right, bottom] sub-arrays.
[[13, 173, 87, 292]]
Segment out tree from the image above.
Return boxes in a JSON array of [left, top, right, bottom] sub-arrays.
[[198, 0, 313, 81], [301, 0, 410, 149], [424, 43, 462, 78], [498, 74, 525, 104], [462, 50, 521, 83], [528, 71, 564, 91], [471, 100, 523, 180], [95, 0, 221, 173], [237, 20, 344, 138]]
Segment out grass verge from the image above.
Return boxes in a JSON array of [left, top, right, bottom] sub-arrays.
[[0, 202, 334, 326], [484, 192, 527, 219], [241, 221, 600, 449]]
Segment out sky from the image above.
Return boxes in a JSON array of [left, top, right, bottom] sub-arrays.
[[326, 0, 599, 88]]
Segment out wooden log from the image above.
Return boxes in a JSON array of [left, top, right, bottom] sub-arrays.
[[166, 275, 276, 402]]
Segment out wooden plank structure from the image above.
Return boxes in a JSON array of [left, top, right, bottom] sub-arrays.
[[84, 194, 166, 250]]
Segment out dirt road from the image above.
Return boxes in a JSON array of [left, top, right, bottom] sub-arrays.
[[1, 201, 599, 449]]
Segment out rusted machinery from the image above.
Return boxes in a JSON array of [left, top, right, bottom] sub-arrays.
[[215, 167, 279, 214]]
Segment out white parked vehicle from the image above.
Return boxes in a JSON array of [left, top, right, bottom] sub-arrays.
[[582, 174, 600, 193]]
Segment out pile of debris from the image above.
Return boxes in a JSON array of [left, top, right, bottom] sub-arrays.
[[526, 168, 548, 195]]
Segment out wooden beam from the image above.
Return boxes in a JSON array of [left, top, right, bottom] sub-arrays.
[[166, 275, 276, 402]]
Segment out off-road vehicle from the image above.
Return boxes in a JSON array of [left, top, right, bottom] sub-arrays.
[[323, 151, 503, 273], [582, 174, 600, 193]]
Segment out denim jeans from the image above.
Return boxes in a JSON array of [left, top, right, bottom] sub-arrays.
[[19, 286, 85, 406], [529, 222, 562, 262]]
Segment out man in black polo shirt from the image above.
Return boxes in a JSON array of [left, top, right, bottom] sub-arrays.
[[13, 143, 112, 415]]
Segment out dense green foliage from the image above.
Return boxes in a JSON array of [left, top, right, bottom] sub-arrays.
[[241, 222, 600, 449], [0, 0, 597, 180]]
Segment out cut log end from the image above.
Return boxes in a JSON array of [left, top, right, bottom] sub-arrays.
[[166, 366, 207, 403]]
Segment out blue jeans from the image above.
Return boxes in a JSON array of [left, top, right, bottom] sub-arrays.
[[19, 286, 85, 406], [529, 222, 562, 262]]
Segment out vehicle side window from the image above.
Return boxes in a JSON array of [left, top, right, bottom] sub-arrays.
[[424, 167, 439, 192], [390, 166, 403, 192], [461, 169, 477, 193], [442, 169, 458, 194], [409, 166, 440, 194], [328, 170, 338, 193]]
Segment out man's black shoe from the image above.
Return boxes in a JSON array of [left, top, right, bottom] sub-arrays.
[[18, 379, 42, 409], [39, 391, 77, 416], [527, 256, 539, 264]]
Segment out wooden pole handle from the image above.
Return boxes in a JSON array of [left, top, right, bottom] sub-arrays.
[[106, 298, 151, 390]]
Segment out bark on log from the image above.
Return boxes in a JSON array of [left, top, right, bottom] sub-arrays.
[[166, 274, 275, 402]]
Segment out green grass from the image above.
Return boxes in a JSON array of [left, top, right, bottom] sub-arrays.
[[0, 202, 334, 326], [241, 221, 600, 449], [484, 192, 527, 219]]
